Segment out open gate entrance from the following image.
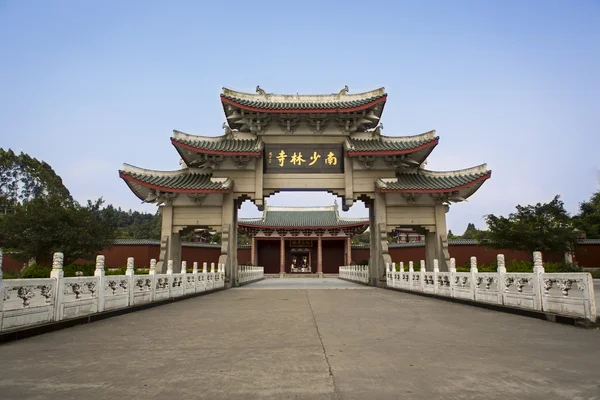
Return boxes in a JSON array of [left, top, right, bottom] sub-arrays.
[[120, 85, 491, 287]]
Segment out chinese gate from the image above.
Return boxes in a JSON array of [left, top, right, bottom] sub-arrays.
[[120, 86, 491, 287]]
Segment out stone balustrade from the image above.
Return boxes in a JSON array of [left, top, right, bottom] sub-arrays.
[[237, 265, 265, 285], [0, 250, 225, 332], [385, 252, 597, 323], [339, 265, 369, 284]]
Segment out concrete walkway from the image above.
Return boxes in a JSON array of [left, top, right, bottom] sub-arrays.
[[239, 277, 373, 290], [0, 282, 599, 399]]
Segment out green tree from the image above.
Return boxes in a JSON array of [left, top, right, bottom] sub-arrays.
[[351, 231, 370, 245], [573, 191, 600, 239], [447, 229, 457, 239], [0, 148, 71, 208], [462, 223, 478, 239], [482, 195, 578, 255], [0, 196, 115, 264]]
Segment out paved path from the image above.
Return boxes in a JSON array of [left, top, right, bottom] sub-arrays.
[[241, 277, 372, 290], [0, 281, 599, 399]]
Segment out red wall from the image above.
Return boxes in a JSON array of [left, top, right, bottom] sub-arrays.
[[2, 243, 599, 274]]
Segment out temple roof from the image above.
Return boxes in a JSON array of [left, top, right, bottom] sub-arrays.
[[119, 164, 232, 202], [344, 130, 439, 157], [238, 204, 369, 229], [221, 87, 387, 113], [376, 164, 491, 200], [171, 130, 262, 155], [171, 130, 262, 166]]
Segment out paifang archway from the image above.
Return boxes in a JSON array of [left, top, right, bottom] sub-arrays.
[[119, 86, 491, 287]]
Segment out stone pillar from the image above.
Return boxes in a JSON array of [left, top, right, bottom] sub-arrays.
[[220, 192, 238, 287], [167, 231, 181, 273], [368, 203, 377, 286], [369, 191, 389, 287], [157, 204, 174, 273], [425, 230, 436, 271], [280, 236, 285, 276], [346, 237, 352, 265], [434, 204, 450, 272], [251, 237, 256, 265], [317, 236, 323, 275]]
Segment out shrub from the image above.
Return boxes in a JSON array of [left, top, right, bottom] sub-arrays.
[[2, 270, 21, 279], [63, 263, 96, 277], [590, 270, 600, 279], [20, 264, 52, 278], [106, 266, 126, 275], [543, 262, 582, 273], [506, 260, 533, 273]]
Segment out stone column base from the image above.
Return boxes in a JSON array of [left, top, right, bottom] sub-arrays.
[[279, 272, 286, 278], [318, 272, 323, 278]]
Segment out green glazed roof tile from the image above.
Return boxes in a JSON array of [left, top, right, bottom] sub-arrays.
[[378, 169, 490, 192], [221, 93, 385, 111], [345, 135, 438, 153], [239, 206, 368, 228], [121, 171, 231, 191], [172, 136, 262, 153]]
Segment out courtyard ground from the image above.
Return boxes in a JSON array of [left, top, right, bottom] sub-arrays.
[[0, 278, 598, 399]]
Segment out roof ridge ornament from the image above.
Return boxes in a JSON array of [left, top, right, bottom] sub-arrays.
[[255, 85, 271, 100], [367, 123, 383, 139], [222, 122, 238, 139], [337, 85, 349, 97]]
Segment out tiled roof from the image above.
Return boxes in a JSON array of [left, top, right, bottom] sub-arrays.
[[345, 131, 438, 155], [110, 238, 595, 248], [221, 87, 386, 112], [171, 131, 262, 155], [113, 239, 221, 248], [120, 170, 232, 192], [377, 165, 491, 193], [239, 205, 369, 228]]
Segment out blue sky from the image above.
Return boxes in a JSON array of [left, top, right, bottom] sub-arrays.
[[1, 0, 599, 235]]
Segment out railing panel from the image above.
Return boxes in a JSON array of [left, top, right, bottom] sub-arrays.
[[61, 277, 100, 319], [541, 273, 596, 320], [1, 278, 56, 331]]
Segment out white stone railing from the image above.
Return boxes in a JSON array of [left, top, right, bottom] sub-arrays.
[[339, 265, 369, 284], [237, 265, 264, 285], [0, 251, 225, 332], [385, 252, 597, 323]]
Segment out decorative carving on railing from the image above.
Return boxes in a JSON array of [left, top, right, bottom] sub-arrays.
[[17, 286, 35, 307], [375, 252, 596, 323]]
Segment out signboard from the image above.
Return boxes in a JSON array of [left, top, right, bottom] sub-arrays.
[[264, 144, 344, 174], [289, 240, 313, 247]]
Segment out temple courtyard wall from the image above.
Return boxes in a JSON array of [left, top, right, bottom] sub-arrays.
[[2, 241, 599, 272]]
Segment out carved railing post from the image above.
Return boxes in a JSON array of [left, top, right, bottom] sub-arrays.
[[419, 260, 426, 292], [125, 257, 135, 306], [408, 261, 414, 290], [532, 251, 544, 310], [50, 252, 65, 321], [497, 254, 506, 305], [166, 260, 174, 297], [398, 262, 404, 289], [181, 261, 187, 295], [433, 259, 440, 294], [470, 256, 478, 301], [192, 262, 198, 293], [95, 255, 106, 312], [449, 258, 456, 297]]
